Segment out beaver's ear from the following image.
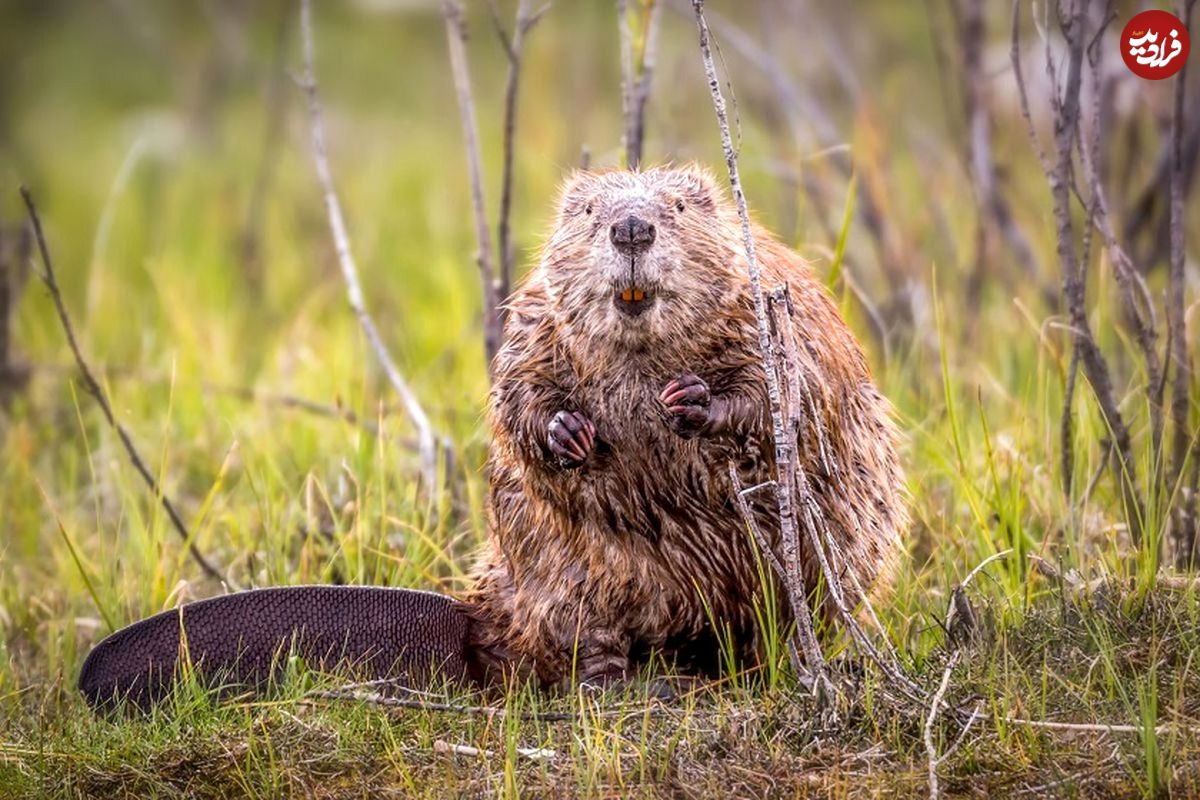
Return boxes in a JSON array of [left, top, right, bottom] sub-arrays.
[[675, 164, 721, 210], [555, 170, 597, 219]]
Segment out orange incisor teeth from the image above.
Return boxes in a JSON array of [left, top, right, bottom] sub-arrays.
[[621, 288, 634, 302], [632, 288, 645, 302]]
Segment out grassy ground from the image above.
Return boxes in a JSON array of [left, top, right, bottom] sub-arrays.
[[1, 2, 1198, 797]]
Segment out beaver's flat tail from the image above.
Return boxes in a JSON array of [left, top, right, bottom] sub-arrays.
[[79, 586, 476, 711]]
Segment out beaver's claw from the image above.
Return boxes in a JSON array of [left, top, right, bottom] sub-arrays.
[[660, 374, 713, 439], [548, 410, 595, 468]]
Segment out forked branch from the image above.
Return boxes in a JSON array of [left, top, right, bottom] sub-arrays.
[[693, 0, 925, 710], [1011, 0, 1144, 543], [691, 0, 828, 696]]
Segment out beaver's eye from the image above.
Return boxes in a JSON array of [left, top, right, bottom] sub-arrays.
[[584, 202, 593, 216], [675, 199, 685, 212]]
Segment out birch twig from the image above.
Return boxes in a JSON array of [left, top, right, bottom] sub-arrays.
[[443, 0, 502, 371], [299, 0, 440, 491], [691, 0, 829, 699]]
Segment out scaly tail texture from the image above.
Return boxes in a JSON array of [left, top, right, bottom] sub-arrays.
[[79, 586, 478, 711]]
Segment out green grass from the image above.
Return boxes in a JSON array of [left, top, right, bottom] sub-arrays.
[[2, 2, 1199, 797]]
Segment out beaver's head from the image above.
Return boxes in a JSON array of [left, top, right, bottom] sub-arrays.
[[538, 165, 741, 357]]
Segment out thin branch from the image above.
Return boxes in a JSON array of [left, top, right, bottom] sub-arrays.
[[618, 0, 661, 170], [299, 0, 440, 492], [492, 0, 548, 307], [307, 684, 664, 723], [206, 383, 391, 438], [695, 0, 927, 710], [309, 688, 573, 720], [1014, 0, 1143, 543], [433, 739, 556, 761], [34, 362, 403, 440], [1169, 0, 1199, 559], [442, 0, 503, 371], [728, 463, 807, 679], [666, 0, 905, 335], [1003, 715, 1200, 736], [1010, 0, 1050, 175], [956, 0, 1046, 306], [769, 288, 921, 701], [938, 701, 983, 765], [693, 0, 830, 699], [618, 0, 634, 165], [20, 187, 233, 587], [0, 224, 32, 403], [1078, 8, 1163, 471], [926, 547, 1013, 798], [961, 547, 1013, 590], [924, 650, 960, 800]]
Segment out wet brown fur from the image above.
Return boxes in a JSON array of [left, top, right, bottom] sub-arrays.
[[462, 165, 908, 687]]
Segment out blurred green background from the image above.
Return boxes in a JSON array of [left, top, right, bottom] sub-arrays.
[[1, 1, 1198, 796]]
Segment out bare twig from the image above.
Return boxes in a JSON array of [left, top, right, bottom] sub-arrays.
[[1123, 56, 1200, 271], [695, 1, 927, 709], [924, 650, 960, 800], [940, 701, 983, 764], [207, 383, 390, 438], [308, 683, 666, 723], [961, 548, 1013, 591], [442, 0, 502, 371], [20, 187, 233, 587], [1012, 0, 1143, 544], [954, 0, 1046, 309], [0, 223, 32, 404], [693, 0, 830, 700], [34, 362, 402, 440], [618, 0, 633, 164], [434, 739, 557, 761], [1077, 9, 1164, 478], [768, 289, 922, 702], [299, 0, 440, 492], [309, 687, 572, 720], [1003, 715, 1200, 736], [1169, 0, 1199, 561], [1010, 1, 1051, 176], [925, 548, 1013, 798], [491, 0, 547, 307], [618, 0, 661, 170], [729, 464, 805, 679]]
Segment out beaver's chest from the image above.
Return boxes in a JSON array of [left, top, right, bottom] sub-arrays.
[[562, 373, 736, 542]]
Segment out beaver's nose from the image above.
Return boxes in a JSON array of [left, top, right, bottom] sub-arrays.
[[610, 216, 656, 256]]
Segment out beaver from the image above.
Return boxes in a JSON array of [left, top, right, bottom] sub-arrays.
[[78, 165, 907, 709], [463, 165, 907, 687]]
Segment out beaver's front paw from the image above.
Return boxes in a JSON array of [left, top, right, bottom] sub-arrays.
[[548, 410, 596, 468], [660, 374, 713, 439]]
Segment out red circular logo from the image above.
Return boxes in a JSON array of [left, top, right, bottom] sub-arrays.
[[1121, 10, 1190, 80]]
